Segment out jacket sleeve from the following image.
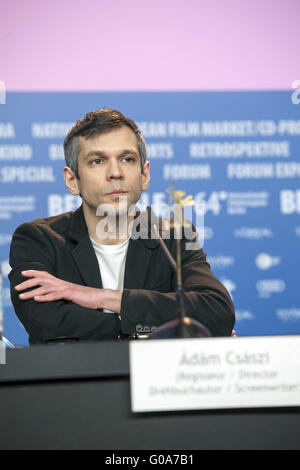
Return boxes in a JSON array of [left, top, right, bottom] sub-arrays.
[[9, 223, 121, 344], [120, 239, 235, 337]]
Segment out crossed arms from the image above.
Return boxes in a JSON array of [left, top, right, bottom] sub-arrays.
[[9, 217, 235, 343], [15, 270, 122, 313]]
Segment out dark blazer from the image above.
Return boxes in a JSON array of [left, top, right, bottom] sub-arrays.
[[9, 206, 235, 344]]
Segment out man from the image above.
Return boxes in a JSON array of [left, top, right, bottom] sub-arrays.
[[9, 108, 235, 344]]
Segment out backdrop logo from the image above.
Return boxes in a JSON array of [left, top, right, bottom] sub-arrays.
[[255, 253, 281, 270], [280, 189, 300, 214], [235, 310, 254, 322], [234, 227, 273, 240], [0, 80, 5, 104], [291, 80, 300, 105], [48, 194, 81, 216], [207, 255, 234, 270], [277, 308, 300, 323], [256, 279, 285, 298]]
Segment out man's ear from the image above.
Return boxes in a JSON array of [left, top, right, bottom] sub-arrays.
[[63, 166, 80, 195], [142, 161, 150, 191]]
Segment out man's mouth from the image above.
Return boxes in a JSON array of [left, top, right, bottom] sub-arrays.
[[107, 189, 128, 196]]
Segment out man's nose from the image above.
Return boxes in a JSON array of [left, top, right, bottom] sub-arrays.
[[106, 159, 123, 179]]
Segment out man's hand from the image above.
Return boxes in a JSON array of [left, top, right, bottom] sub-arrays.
[[15, 270, 122, 313]]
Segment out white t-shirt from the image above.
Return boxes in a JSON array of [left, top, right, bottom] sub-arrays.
[[90, 236, 130, 314]]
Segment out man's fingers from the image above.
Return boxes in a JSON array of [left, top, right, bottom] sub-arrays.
[[19, 288, 64, 302], [15, 270, 97, 307], [33, 293, 62, 302], [16, 271, 59, 292], [15, 278, 44, 291], [21, 270, 53, 278], [19, 287, 49, 299]]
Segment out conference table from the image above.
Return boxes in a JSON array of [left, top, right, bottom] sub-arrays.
[[0, 340, 299, 450]]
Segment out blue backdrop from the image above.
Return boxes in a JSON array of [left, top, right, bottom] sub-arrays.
[[1, 91, 300, 345]]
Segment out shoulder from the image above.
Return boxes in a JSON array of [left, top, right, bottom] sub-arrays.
[[11, 210, 79, 247], [9, 210, 81, 266]]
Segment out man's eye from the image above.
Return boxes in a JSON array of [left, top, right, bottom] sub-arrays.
[[122, 156, 134, 163], [91, 159, 103, 165]]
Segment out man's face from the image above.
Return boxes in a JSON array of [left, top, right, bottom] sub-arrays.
[[72, 126, 150, 215]]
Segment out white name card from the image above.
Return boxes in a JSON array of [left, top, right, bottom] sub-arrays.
[[129, 335, 300, 412]]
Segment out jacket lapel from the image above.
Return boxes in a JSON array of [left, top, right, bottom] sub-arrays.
[[123, 207, 160, 289], [68, 206, 103, 288], [71, 234, 103, 288], [123, 237, 153, 289]]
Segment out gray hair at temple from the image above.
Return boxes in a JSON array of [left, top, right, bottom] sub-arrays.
[[63, 108, 147, 179]]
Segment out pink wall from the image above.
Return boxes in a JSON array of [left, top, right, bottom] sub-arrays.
[[2, 0, 300, 91]]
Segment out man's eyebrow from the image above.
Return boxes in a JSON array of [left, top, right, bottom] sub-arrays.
[[83, 148, 139, 160], [83, 150, 106, 160], [119, 149, 139, 158]]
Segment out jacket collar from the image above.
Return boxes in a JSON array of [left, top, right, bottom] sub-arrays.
[[67, 205, 88, 242], [124, 207, 160, 289], [67, 206, 102, 288]]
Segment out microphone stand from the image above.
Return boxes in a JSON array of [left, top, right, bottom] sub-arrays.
[[147, 194, 211, 340]]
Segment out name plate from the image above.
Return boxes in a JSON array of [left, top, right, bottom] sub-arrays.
[[129, 335, 300, 412]]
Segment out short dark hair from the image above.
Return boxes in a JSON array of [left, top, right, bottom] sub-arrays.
[[63, 108, 147, 178]]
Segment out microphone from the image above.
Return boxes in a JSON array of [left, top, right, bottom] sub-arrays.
[[148, 191, 211, 340]]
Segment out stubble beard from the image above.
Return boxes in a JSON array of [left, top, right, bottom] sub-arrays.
[[95, 195, 139, 241]]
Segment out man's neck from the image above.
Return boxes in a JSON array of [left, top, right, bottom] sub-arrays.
[[83, 203, 133, 245]]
